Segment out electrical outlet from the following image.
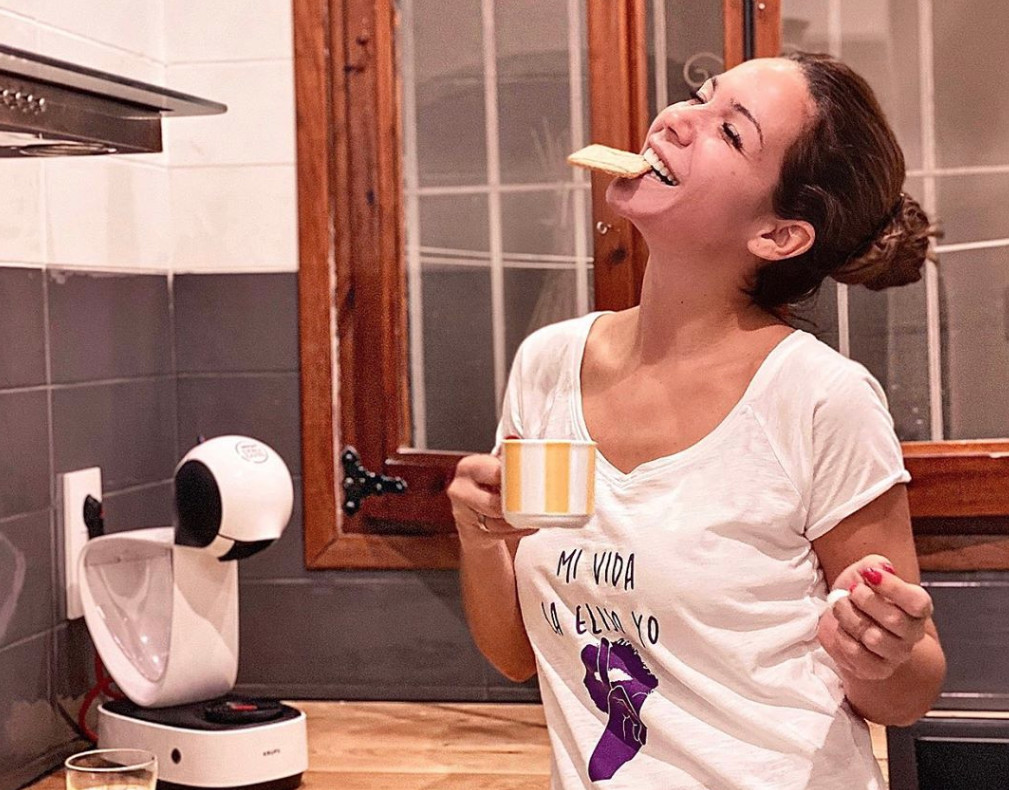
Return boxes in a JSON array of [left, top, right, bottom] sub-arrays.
[[61, 467, 101, 620]]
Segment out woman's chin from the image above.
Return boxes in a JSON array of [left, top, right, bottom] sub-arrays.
[[604, 176, 643, 218], [605, 175, 677, 224]]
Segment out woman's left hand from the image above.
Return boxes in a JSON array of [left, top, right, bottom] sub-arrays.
[[818, 554, 934, 681]]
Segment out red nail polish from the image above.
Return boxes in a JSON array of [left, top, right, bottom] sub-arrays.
[[860, 567, 883, 586], [881, 562, 896, 575], [848, 582, 859, 594], [504, 434, 520, 440]]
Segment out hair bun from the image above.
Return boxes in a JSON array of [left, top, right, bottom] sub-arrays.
[[831, 193, 938, 290]]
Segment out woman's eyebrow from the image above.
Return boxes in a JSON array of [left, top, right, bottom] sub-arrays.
[[710, 76, 765, 150]]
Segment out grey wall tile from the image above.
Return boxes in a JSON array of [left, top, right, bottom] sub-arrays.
[[53, 379, 177, 491], [486, 684, 542, 703], [102, 482, 175, 533], [48, 271, 171, 384], [239, 477, 306, 580], [52, 619, 93, 713], [485, 661, 541, 702], [924, 573, 1009, 708], [176, 374, 300, 475], [0, 633, 67, 790], [0, 390, 50, 519], [236, 572, 485, 698], [0, 268, 46, 389], [174, 273, 298, 374], [0, 511, 53, 649]]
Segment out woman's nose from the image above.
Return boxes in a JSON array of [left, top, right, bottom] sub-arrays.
[[655, 104, 695, 147]]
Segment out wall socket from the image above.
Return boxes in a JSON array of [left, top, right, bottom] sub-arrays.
[[61, 467, 102, 620]]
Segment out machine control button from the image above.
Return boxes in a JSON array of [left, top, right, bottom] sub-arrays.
[[203, 697, 285, 724]]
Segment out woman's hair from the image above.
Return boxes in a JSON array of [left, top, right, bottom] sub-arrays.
[[747, 51, 939, 313]]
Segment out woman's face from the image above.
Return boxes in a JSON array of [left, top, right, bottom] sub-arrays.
[[606, 57, 814, 255]]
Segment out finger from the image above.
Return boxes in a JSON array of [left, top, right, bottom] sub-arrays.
[[849, 584, 926, 642], [832, 597, 910, 663], [833, 626, 893, 681], [454, 453, 502, 488], [859, 566, 934, 620], [449, 482, 503, 520]]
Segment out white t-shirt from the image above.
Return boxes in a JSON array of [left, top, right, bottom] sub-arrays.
[[496, 312, 910, 790]]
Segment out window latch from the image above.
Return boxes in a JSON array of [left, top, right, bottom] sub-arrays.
[[340, 446, 407, 516]]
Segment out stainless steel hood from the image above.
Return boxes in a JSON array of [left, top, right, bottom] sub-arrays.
[[0, 44, 226, 157]]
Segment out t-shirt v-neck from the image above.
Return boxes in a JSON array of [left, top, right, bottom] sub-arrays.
[[568, 311, 806, 484]]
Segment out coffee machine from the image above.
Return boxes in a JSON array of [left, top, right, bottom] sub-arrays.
[[77, 436, 308, 789]]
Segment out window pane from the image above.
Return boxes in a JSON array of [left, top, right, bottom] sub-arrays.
[[849, 281, 931, 442], [933, 1, 1009, 168], [649, 0, 724, 115], [505, 268, 579, 365], [936, 174, 1009, 247], [420, 263, 497, 450], [939, 248, 1009, 440], [419, 194, 489, 252], [792, 282, 839, 350], [496, 0, 585, 184], [413, 0, 487, 186], [500, 189, 586, 258]]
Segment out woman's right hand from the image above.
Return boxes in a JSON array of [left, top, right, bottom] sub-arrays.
[[448, 453, 535, 540]]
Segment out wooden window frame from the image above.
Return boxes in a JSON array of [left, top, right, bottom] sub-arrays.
[[296, 0, 1009, 571]]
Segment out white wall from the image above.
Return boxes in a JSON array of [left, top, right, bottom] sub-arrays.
[[165, 0, 297, 273], [0, 1, 298, 274]]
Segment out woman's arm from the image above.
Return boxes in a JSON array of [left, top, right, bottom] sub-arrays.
[[812, 483, 947, 726], [448, 453, 537, 682]]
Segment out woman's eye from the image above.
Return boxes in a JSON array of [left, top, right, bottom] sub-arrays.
[[723, 123, 743, 151]]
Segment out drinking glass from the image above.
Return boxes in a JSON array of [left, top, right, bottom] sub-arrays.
[[65, 748, 157, 790]]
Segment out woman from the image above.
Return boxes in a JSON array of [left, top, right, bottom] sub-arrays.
[[447, 52, 945, 789]]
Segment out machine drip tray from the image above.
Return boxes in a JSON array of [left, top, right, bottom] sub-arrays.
[[103, 696, 300, 731]]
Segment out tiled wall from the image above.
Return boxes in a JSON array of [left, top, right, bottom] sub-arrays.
[[0, 267, 177, 790]]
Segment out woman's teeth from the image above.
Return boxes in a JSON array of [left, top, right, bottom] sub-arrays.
[[643, 147, 678, 186]]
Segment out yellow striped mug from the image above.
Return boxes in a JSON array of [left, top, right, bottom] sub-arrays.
[[501, 439, 596, 529]]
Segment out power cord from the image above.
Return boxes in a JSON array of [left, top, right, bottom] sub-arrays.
[[77, 653, 126, 743]]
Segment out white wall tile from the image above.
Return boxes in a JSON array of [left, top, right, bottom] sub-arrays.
[[166, 0, 292, 63], [164, 60, 294, 167], [170, 165, 297, 272], [0, 2, 38, 20], [30, 0, 164, 62], [36, 27, 164, 86], [45, 158, 169, 271], [0, 9, 39, 49], [0, 159, 44, 265]]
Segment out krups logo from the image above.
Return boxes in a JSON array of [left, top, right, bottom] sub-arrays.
[[263, 748, 281, 757], [235, 440, 269, 464]]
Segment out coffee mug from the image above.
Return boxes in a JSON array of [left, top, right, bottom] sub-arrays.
[[65, 748, 157, 790], [501, 439, 596, 528]]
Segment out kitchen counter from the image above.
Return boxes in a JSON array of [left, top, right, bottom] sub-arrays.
[[24, 701, 888, 789]]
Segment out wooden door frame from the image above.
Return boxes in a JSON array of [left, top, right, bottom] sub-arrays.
[[296, 0, 1009, 571]]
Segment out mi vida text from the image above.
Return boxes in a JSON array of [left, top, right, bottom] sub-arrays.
[[540, 549, 660, 646]]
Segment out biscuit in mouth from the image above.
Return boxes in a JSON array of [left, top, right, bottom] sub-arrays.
[[566, 144, 650, 178]]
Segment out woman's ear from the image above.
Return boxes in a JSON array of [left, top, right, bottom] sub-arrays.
[[747, 219, 815, 261]]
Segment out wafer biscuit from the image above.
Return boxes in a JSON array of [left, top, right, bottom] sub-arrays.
[[567, 144, 650, 178]]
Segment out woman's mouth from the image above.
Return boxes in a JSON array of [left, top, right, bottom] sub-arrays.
[[643, 147, 679, 187]]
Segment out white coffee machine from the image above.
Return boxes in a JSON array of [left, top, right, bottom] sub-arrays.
[[78, 436, 308, 790]]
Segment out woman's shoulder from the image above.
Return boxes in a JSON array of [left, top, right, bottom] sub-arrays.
[[756, 329, 889, 410], [515, 311, 605, 365]]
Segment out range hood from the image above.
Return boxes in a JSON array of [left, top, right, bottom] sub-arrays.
[[0, 43, 226, 157]]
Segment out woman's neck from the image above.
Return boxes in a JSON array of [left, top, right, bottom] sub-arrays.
[[625, 250, 780, 365]]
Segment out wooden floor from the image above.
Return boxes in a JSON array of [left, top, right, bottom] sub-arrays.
[[26, 701, 888, 789]]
